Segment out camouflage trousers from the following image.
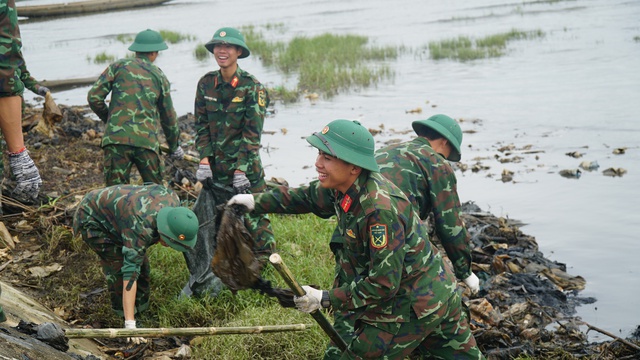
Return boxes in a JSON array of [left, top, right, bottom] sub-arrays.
[[326, 291, 484, 360], [103, 144, 163, 186], [82, 232, 151, 316]]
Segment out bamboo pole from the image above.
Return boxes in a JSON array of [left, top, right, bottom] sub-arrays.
[[269, 253, 349, 352], [65, 323, 311, 339]]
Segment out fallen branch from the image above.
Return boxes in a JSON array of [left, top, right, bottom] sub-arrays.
[[580, 321, 640, 352], [65, 323, 312, 339]]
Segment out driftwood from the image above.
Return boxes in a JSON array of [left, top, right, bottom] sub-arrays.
[[39, 77, 98, 92], [17, 0, 171, 19], [64, 324, 311, 339]]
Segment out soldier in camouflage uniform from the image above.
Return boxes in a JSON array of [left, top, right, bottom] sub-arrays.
[[73, 184, 198, 343], [194, 27, 274, 260], [229, 120, 485, 359], [88, 29, 184, 187], [0, 0, 45, 204], [322, 114, 482, 359], [376, 114, 479, 291]]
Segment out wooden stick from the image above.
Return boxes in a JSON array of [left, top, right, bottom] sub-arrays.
[[269, 253, 349, 352], [580, 321, 640, 352], [65, 323, 311, 339]]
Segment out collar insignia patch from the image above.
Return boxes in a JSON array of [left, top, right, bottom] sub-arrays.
[[346, 229, 356, 238], [340, 195, 352, 212]]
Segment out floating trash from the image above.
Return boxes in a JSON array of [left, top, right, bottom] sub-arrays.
[[579, 160, 600, 171], [565, 151, 583, 158], [559, 168, 582, 179], [612, 147, 627, 155], [602, 167, 627, 177], [501, 169, 514, 182]]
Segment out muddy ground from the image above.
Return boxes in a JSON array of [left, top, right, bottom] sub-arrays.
[[0, 104, 638, 359]]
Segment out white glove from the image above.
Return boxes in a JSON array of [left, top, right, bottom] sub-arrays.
[[169, 146, 185, 160], [227, 194, 255, 211], [124, 320, 147, 345], [294, 286, 323, 313], [9, 149, 42, 203], [232, 172, 251, 193], [463, 273, 480, 294], [195, 164, 212, 182]]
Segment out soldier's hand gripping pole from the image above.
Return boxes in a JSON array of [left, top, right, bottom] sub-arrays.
[[269, 253, 348, 352]]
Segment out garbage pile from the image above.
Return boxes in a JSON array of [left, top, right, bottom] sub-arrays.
[[439, 202, 640, 359]]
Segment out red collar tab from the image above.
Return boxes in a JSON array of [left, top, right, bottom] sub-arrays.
[[214, 76, 218, 88], [230, 76, 239, 88], [340, 195, 353, 212]]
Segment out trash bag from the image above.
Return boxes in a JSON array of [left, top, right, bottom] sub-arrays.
[[212, 203, 262, 292], [181, 179, 234, 298], [213, 203, 296, 307]]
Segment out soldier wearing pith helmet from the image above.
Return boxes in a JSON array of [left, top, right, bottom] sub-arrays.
[[192, 26, 274, 296], [87, 28, 185, 187], [375, 113, 480, 299], [228, 119, 485, 359], [73, 184, 198, 344]]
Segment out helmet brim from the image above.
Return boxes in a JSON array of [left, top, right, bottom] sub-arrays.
[[128, 42, 168, 53], [157, 207, 196, 252], [204, 40, 250, 58], [412, 121, 461, 162], [307, 134, 379, 172]]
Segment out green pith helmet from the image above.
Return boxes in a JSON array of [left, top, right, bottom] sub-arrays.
[[204, 27, 250, 58], [128, 29, 168, 52], [307, 119, 379, 172], [412, 114, 463, 162], [157, 207, 198, 252]]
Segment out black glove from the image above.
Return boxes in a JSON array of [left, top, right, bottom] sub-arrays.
[[232, 172, 251, 193]]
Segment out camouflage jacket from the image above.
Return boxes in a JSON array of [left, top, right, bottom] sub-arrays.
[[72, 184, 180, 281], [194, 67, 269, 184], [87, 55, 180, 154], [376, 137, 472, 280], [0, 0, 42, 96], [253, 171, 457, 323]]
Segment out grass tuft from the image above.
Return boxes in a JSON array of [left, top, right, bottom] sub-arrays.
[[428, 29, 545, 61], [241, 25, 397, 100]]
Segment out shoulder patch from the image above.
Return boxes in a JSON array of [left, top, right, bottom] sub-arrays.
[[369, 224, 388, 249], [258, 89, 267, 107]]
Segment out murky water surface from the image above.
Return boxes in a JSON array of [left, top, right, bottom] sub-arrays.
[[17, 0, 640, 340]]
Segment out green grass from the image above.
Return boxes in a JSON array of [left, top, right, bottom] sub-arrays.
[[428, 29, 545, 61], [241, 25, 397, 100], [89, 51, 116, 64], [159, 30, 195, 44], [194, 43, 211, 61], [116, 34, 133, 44], [145, 213, 335, 359]]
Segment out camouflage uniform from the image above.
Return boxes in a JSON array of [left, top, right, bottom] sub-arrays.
[[72, 184, 180, 315], [253, 172, 484, 359], [194, 67, 274, 258], [87, 55, 180, 186], [0, 0, 45, 176], [0, 0, 45, 97], [376, 137, 472, 281]]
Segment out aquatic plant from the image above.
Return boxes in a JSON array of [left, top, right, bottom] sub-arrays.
[[242, 25, 397, 100], [159, 30, 194, 44], [90, 51, 116, 64], [193, 43, 210, 61], [428, 29, 545, 61]]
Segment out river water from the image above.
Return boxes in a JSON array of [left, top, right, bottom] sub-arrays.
[[17, 0, 640, 341]]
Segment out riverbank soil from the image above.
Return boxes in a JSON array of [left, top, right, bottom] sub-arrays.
[[0, 104, 638, 359]]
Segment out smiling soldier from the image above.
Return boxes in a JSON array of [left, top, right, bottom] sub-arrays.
[[228, 119, 485, 359], [193, 27, 274, 270]]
